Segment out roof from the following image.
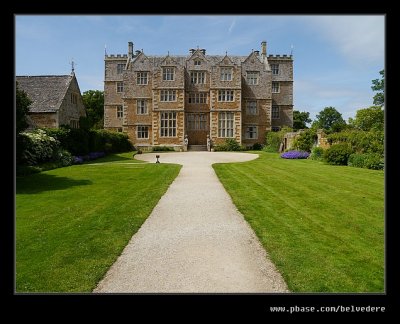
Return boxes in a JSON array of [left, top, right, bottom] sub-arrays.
[[130, 54, 258, 67], [16, 75, 74, 113]]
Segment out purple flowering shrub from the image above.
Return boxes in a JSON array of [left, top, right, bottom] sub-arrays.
[[281, 150, 310, 159], [73, 151, 106, 164]]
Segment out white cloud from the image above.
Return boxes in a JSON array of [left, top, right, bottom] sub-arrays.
[[228, 19, 236, 34], [306, 15, 384, 66], [295, 79, 372, 120]]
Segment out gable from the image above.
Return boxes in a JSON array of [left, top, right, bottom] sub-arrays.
[[130, 52, 153, 71]]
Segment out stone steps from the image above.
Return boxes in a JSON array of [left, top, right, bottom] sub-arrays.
[[188, 145, 208, 151]]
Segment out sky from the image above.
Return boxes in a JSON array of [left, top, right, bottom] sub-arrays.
[[15, 15, 385, 122]]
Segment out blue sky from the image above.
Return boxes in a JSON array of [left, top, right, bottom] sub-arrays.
[[15, 15, 385, 122]]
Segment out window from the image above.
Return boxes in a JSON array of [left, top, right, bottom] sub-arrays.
[[70, 93, 77, 104], [218, 90, 234, 102], [117, 105, 123, 118], [162, 67, 175, 81], [245, 126, 258, 139], [220, 68, 232, 81], [116, 82, 124, 93], [246, 101, 257, 115], [188, 92, 207, 104], [137, 72, 148, 85], [246, 71, 259, 85], [187, 114, 207, 130], [218, 112, 234, 138], [160, 112, 177, 137], [117, 63, 124, 74], [271, 126, 281, 132], [160, 90, 176, 102], [271, 64, 279, 75], [194, 60, 201, 66], [272, 105, 280, 119], [117, 127, 123, 132], [272, 82, 280, 93], [190, 71, 206, 84], [137, 100, 147, 114], [137, 126, 149, 139]]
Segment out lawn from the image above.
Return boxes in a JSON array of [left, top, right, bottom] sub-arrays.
[[213, 152, 384, 292], [16, 152, 181, 292]]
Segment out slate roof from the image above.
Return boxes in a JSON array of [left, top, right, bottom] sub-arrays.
[[16, 75, 73, 113], [135, 55, 258, 67]]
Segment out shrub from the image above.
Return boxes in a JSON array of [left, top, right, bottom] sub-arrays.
[[348, 153, 384, 170], [20, 129, 59, 165], [324, 143, 353, 165], [152, 146, 175, 151], [310, 147, 325, 161], [327, 129, 384, 156], [214, 139, 243, 151], [251, 143, 263, 150], [264, 127, 290, 152], [281, 150, 310, 159], [292, 129, 317, 152], [52, 149, 74, 167], [43, 127, 133, 155]]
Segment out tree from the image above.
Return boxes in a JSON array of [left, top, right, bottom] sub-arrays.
[[349, 106, 384, 131], [82, 90, 104, 129], [16, 82, 32, 134], [312, 107, 346, 133], [371, 69, 384, 107], [293, 110, 312, 130]]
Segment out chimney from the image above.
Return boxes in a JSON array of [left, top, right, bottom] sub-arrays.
[[128, 41, 134, 58], [261, 41, 267, 56], [254, 50, 260, 56], [189, 49, 195, 55], [201, 49, 206, 55]]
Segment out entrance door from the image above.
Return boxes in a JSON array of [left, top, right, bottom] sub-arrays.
[[186, 113, 208, 145]]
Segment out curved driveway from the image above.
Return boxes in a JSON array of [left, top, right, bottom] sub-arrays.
[[94, 152, 288, 293]]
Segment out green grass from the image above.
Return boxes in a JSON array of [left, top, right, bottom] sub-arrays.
[[16, 152, 181, 292], [213, 152, 384, 292]]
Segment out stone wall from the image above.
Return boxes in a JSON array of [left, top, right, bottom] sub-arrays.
[[29, 112, 57, 128], [58, 76, 86, 127]]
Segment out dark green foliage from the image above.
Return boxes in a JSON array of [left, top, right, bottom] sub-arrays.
[[348, 106, 384, 132], [292, 129, 317, 152], [310, 147, 325, 161], [81, 90, 104, 129], [264, 127, 292, 152], [324, 143, 353, 165], [251, 143, 263, 150], [43, 127, 132, 155], [327, 130, 384, 156], [371, 70, 384, 107], [214, 139, 244, 151], [312, 107, 346, 133], [16, 82, 32, 134], [293, 110, 312, 130], [348, 153, 384, 170], [152, 146, 175, 152]]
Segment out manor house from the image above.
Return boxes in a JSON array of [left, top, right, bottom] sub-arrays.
[[104, 41, 293, 150]]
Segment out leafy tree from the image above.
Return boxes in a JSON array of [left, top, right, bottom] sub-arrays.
[[312, 107, 346, 133], [82, 90, 104, 129], [348, 106, 384, 131], [293, 110, 312, 130], [16, 82, 32, 134], [371, 69, 384, 107]]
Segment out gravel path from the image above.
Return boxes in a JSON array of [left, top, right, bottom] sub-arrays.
[[93, 152, 289, 293]]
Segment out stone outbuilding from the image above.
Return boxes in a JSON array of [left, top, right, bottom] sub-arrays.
[[16, 72, 86, 129]]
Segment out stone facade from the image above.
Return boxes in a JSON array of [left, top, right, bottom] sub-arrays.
[[104, 42, 293, 149], [16, 73, 86, 129]]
